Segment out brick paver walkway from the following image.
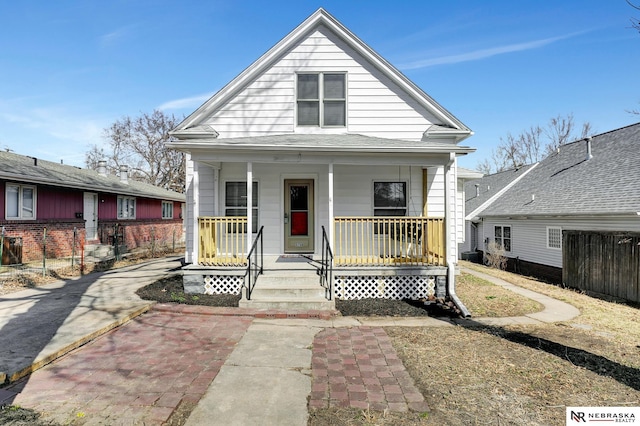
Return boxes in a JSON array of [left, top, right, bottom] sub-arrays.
[[4, 311, 252, 425], [309, 327, 429, 412]]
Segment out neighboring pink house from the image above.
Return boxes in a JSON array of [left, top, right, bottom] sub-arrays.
[[0, 151, 184, 264]]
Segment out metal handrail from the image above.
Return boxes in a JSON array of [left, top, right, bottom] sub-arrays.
[[320, 226, 334, 300], [244, 226, 264, 300]]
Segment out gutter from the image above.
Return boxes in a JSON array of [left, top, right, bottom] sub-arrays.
[[444, 153, 471, 318]]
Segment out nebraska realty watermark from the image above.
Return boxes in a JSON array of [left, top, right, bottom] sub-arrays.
[[567, 407, 639, 424]]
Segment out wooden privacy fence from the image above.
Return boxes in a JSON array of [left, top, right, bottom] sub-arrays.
[[563, 230, 640, 303]]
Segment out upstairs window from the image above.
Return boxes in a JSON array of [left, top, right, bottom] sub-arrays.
[[162, 201, 174, 219], [117, 196, 136, 219], [297, 73, 346, 127], [6, 184, 36, 220]]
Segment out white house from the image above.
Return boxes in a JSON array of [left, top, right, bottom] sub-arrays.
[[168, 8, 475, 313]]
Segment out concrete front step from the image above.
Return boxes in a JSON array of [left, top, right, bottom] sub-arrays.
[[239, 274, 334, 310]]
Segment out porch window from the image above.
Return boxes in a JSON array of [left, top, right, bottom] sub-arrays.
[[162, 201, 173, 219], [297, 73, 346, 127], [547, 226, 562, 249], [117, 196, 136, 219], [6, 184, 36, 220], [373, 182, 407, 216], [494, 225, 511, 252], [225, 181, 258, 232]]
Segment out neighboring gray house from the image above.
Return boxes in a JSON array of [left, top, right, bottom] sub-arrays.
[[460, 164, 538, 258], [466, 122, 640, 284]]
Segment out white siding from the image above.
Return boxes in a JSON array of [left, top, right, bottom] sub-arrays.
[[425, 166, 445, 217], [480, 217, 640, 268], [204, 26, 439, 140]]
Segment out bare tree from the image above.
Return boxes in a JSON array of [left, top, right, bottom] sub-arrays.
[[86, 110, 185, 192], [476, 114, 594, 174], [629, 0, 640, 32]]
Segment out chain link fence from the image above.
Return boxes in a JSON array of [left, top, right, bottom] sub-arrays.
[[0, 224, 185, 285]]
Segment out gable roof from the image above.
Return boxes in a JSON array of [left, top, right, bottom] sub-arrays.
[[479, 122, 640, 217], [465, 164, 538, 220], [171, 8, 471, 141], [0, 151, 185, 202]]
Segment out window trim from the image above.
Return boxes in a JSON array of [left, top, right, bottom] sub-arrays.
[[117, 196, 136, 220], [5, 183, 37, 220], [547, 226, 562, 250], [494, 225, 512, 253], [162, 201, 174, 219], [296, 72, 347, 128], [224, 181, 259, 233], [372, 181, 408, 217]]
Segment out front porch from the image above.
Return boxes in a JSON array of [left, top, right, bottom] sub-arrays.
[[183, 216, 450, 306]]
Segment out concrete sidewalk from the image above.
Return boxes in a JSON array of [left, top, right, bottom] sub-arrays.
[[0, 256, 182, 384]]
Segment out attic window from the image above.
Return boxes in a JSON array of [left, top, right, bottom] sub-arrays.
[[297, 73, 345, 127]]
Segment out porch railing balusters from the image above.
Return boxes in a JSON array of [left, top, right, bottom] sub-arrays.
[[333, 216, 445, 267], [198, 217, 248, 266]]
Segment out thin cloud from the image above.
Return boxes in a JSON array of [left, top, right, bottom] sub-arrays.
[[399, 31, 587, 70], [100, 25, 135, 47], [158, 93, 214, 110]]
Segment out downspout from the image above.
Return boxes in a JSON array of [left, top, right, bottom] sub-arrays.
[[444, 153, 471, 317]]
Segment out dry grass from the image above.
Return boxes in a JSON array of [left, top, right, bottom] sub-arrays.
[[311, 263, 640, 425], [456, 272, 543, 317]]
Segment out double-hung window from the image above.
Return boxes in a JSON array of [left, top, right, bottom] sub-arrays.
[[494, 225, 512, 252], [225, 182, 259, 232], [297, 73, 346, 127], [162, 201, 173, 219], [6, 184, 36, 220], [373, 182, 407, 216], [117, 196, 136, 219]]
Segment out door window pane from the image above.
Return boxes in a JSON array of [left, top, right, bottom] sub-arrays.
[[290, 186, 308, 211], [291, 212, 308, 236]]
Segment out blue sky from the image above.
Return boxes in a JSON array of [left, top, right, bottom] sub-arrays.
[[1, 0, 638, 170]]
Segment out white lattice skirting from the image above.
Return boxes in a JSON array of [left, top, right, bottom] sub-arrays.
[[335, 275, 437, 300], [203, 275, 243, 295]]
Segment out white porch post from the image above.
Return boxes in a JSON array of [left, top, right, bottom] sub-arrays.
[[192, 160, 200, 264], [328, 163, 334, 248], [246, 162, 253, 251]]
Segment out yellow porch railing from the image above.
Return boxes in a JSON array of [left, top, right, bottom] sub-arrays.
[[198, 217, 247, 266], [334, 216, 446, 266]]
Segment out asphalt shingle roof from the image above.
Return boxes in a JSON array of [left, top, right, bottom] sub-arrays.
[[0, 151, 184, 202], [465, 164, 537, 216], [479, 122, 640, 217]]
